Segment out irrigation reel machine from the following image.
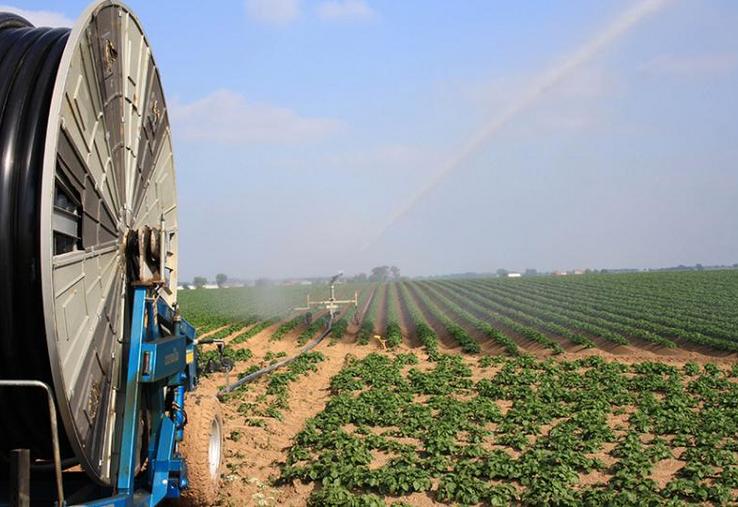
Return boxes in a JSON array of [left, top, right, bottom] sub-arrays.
[[0, 2, 223, 505]]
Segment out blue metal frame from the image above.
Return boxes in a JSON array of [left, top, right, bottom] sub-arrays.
[[80, 286, 197, 507]]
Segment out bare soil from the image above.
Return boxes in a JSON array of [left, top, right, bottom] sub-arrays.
[[197, 326, 377, 506]]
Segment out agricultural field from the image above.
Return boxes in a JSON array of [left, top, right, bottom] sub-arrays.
[[182, 270, 738, 505], [179, 283, 364, 336]]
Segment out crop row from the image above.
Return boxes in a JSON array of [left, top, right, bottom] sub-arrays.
[[525, 277, 737, 341], [422, 282, 565, 354], [396, 282, 439, 356], [357, 284, 383, 345], [405, 281, 518, 355], [383, 283, 403, 349], [441, 279, 631, 347], [405, 282, 481, 353], [473, 278, 738, 351], [435, 280, 595, 348]]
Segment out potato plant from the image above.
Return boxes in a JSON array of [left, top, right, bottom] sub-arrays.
[[383, 283, 403, 349], [358, 284, 383, 345], [280, 352, 738, 506]]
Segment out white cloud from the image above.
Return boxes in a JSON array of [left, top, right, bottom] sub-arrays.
[[245, 0, 301, 26], [170, 90, 343, 144], [317, 0, 374, 21], [0, 5, 73, 27], [640, 53, 738, 77]]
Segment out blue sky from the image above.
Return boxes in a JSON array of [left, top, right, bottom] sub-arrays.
[[9, 0, 738, 279]]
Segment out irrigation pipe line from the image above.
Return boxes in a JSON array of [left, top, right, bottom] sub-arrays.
[[217, 313, 335, 397]]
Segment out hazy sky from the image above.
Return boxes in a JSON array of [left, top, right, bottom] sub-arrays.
[[13, 0, 738, 279]]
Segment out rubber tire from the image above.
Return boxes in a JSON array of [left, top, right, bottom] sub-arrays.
[[179, 394, 224, 506]]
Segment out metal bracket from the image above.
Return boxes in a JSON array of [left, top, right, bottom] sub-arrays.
[[0, 380, 64, 506], [83, 286, 192, 506], [294, 273, 358, 319]]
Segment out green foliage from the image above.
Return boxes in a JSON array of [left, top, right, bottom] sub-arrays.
[[384, 283, 403, 349], [384, 322, 402, 349], [231, 319, 275, 344], [298, 316, 328, 345], [197, 346, 253, 375], [396, 282, 438, 357], [308, 483, 384, 507], [272, 314, 304, 341], [331, 318, 349, 342], [180, 282, 366, 327], [357, 284, 383, 345], [265, 350, 288, 362], [684, 361, 700, 376], [280, 351, 738, 505], [438, 270, 738, 351]]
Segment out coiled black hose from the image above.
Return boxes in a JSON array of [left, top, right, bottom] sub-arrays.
[[0, 12, 73, 462]]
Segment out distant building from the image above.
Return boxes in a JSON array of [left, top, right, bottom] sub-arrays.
[[507, 272, 522, 278], [573, 269, 585, 275], [202, 284, 219, 289], [553, 271, 567, 276]]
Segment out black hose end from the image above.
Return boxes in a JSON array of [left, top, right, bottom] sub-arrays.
[[0, 12, 33, 30]]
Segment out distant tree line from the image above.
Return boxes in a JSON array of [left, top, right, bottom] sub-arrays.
[[369, 265, 400, 281], [185, 273, 228, 288], [346, 265, 401, 282]]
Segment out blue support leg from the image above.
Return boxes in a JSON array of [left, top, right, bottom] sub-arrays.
[[149, 417, 176, 506], [117, 286, 148, 495]]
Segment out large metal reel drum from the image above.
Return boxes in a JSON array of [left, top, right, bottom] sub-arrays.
[[0, 1, 178, 485]]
